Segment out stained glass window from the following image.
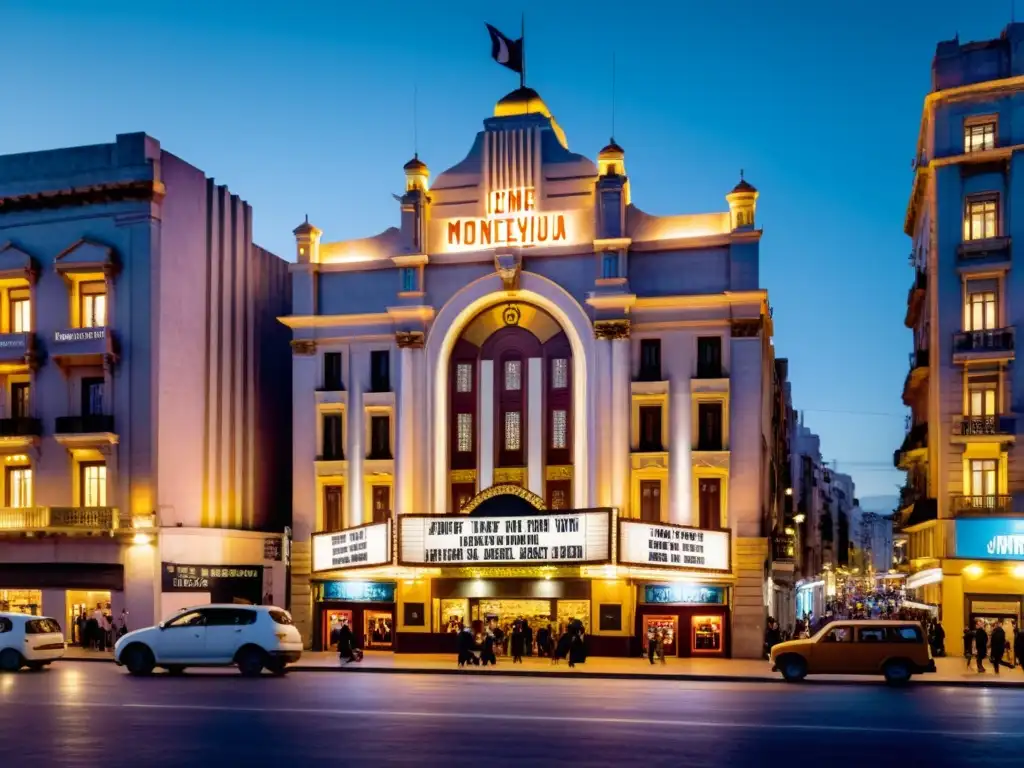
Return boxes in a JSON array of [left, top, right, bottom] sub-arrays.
[[552, 409, 567, 449], [504, 411, 521, 451], [457, 413, 472, 453], [456, 363, 473, 393], [504, 360, 522, 391], [551, 358, 568, 389]]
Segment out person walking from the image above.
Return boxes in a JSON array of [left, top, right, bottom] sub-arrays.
[[974, 621, 988, 673], [510, 620, 525, 664], [991, 621, 1007, 676], [337, 621, 358, 665], [964, 626, 974, 670]]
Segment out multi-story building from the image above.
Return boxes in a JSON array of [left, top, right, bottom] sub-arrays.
[[898, 24, 1024, 652], [792, 417, 829, 620], [285, 86, 782, 658], [0, 133, 291, 635], [767, 358, 797, 626]]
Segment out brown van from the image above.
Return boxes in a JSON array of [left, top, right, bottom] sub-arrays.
[[769, 620, 936, 684]]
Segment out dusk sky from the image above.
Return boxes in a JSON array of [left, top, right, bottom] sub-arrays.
[[1, 0, 1014, 502]]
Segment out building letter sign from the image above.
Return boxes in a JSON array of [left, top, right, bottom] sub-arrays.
[[956, 518, 1024, 561], [446, 187, 568, 249]]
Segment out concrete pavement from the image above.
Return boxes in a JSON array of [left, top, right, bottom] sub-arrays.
[[61, 646, 1024, 686]]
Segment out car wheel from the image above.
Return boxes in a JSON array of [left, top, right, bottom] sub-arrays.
[[778, 655, 808, 682], [166, 666, 186, 676], [123, 644, 156, 676], [0, 648, 23, 672], [266, 658, 289, 676], [236, 646, 266, 677], [883, 659, 912, 685]]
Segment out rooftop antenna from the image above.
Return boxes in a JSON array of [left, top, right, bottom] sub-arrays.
[[611, 51, 617, 141], [413, 81, 419, 157], [521, 12, 527, 90]]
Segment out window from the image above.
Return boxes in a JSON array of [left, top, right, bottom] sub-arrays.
[[821, 626, 853, 643], [504, 411, 521, 451], [165, 610, 205, 628], [886, 625, 924, 643], [697, 336, 723, 378], [698, 478, 721, 529], [369, 415, 391, 459], [551, 409, 567, 449], [371, 485, 390, 523], [370, 350, 390, 392], [639, 406, 662, 452], [640, 480, 661, 522], [323, 485, 343, 532], [964, 280, 997, 331], [969, 458, 997, 498], [968, 381, 997, 417], [858, 627, 886, 643], [401, 267, 417, 292], [203, 608, 257, 626], [551, 358, 568, 390], [697, 402, 724, 451], [25, 618, 61, 634], [323, 352, 343, 391], [639, 339, 661, 381], [550, 488, 568, 510], [965, 120, 996, 153], [81, 463, 106, 507], [963, 197, 998, 241], [269, 610, 294, 626], [10, 383, 29, 420], [321, 413, 344, 459], [82, 377, 104, 417], [456, 363, 473, 393], [9, 289, 30, 333], [504, 359, 522, 391], [6, 467, 31, 508], [601, 253, 618, 279], [456, 413, 473, 452], [0, 617, 11, 633], [80, 283, 107, 328]]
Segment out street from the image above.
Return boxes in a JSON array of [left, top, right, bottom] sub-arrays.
[[1, 663, 1021, 766]]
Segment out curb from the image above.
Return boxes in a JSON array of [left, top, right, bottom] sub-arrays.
[[58, 656, 1024, 688]]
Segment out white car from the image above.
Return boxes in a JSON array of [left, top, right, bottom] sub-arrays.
[[0, 613, 66, 671], [113, 605, 302, 676]]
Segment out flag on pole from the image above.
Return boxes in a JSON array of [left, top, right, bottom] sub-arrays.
[[486, 23, 523, 76]]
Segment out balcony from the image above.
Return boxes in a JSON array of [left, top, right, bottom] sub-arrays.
[[0, 332, 37, 367], [952, 415, 1016, 445], [953, 327, 1015, 364], [0, 416, 42, 450], [893, 422, 928, 469], [958, 235, 1011, 261], [951, 494, 1014, 517], [904, 271, 926, 328], [54, 415, 117, 448], [902, 349, 928, 405], [0, 506, 120, 535], [50, 327, 117, 371]]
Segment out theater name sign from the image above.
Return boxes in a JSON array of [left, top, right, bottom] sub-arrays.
[[444, 187, 571, 250]]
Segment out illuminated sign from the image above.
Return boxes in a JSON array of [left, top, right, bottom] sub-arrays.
[[321, 581, 396, 602], [445, 187, 568, 249], [956, 518, 1024, 560], [311, 521, 392, 572], [399, 510, 611, 566], [618, 520, 731, 572], [642, 584, 726, 605]]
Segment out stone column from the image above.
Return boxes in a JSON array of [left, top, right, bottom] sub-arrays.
[[479, 360, 495, 489], [395, 332, 424, 516], [347, 349, 364, 528], [597, 320, 631, 515], [527, 357, 544, 496], [289, 338, 318, 648]]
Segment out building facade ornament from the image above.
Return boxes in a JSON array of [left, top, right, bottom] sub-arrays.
[[545, 465, 573, 481], [593, 319, 630, 340], [494, 251, 521, 291], [290, 339, 317, 356], [395, 331, 425, 349]]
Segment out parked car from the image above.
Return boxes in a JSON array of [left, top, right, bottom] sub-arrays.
[[770, 620, 936, 684], [113, 605, 302, 677], [0, 613, 66, 671]]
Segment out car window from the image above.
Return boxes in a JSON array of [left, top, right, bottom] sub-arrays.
[[886, 625, 924, 643], [165, 610, 205, 628], [0, 618, 11, 633], [269, 610, 293, 626], [25, 619, 61, 634], [202, 608, 257, 627], [857, 627, 887, 643], [821, 626, 853, 643]]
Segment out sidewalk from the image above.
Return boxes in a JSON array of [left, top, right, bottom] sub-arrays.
[[61, 646, 1024, 686]]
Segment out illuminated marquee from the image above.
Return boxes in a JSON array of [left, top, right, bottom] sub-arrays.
[[446, 187, 568, 249]]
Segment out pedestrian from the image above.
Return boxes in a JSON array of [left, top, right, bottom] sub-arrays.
[[481, 629, 497, 666], [991, 621, 1007, 676], [764, 618, 782, 659], [1015, 627, 1024, 672], [647, 624, 658, 665], [964, 626, 974, 670], [536, 624, 550, 658], [523, 619, 533, 657], [511, 620, 525, 664], [930, 622, 946, 657], [337, 621, 359, 665], [974, 621, 988, 673], [457, 626, 473, 668]]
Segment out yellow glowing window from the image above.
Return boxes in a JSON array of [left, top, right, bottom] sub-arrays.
[[964, 121, 996, 153], [80, 283, 107, 328], [6, 467, 31, 508], [81, 464, 107, 507], [963, 198, 997, 241], [968, 386, 996, 417], [9, 290, 30, 333], [964, 291, 996, 331], [969, 459, 997, 498]]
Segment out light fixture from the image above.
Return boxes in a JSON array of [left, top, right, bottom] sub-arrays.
[[785, 488, 793, 496], [793, 513, 806, 524], [132, 533, 152, 546], [1012, 565, 1024, 579], [964, 564, 983, 578], [784, 527, 795, 536]]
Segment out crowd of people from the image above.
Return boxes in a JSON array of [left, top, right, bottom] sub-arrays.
[[962, 619, 1024, 675], [454, 617, 587, 668], [72, 602, 128, 652]]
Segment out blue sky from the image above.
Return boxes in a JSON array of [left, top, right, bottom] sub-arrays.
[[0, 0, 1014, 501]]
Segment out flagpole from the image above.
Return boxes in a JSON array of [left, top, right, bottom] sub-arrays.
[[520, 12, 526, 89]]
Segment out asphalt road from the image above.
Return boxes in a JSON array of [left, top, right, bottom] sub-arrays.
[[1, 663, 1021, 767]]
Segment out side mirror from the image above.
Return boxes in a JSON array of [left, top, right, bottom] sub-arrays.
[[157, 622, 166, 630]]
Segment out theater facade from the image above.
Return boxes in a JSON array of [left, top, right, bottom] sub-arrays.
[[284, 87, 777, 658]]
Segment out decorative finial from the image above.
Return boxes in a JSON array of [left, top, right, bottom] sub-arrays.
[[740, 168, 745, 180], [304, 214, 309, 224]]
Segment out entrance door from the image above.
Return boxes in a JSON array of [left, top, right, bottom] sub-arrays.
[[323, 609, 354, 650], [364, 610, 394, 649], [643, 615, 678, 657], [698, 479, 722, 529]]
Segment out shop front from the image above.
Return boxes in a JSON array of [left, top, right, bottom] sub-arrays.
[[634, 583, 729, 657]]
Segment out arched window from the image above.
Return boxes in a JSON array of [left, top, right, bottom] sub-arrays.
[[449, 339, 479, 510], [545, 332, 572, 507]]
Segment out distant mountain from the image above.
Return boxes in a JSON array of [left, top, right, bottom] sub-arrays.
[[858, 495, 899, 515]]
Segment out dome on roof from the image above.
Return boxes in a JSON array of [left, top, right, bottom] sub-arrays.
[[293, 215, 317, 236], [494, 86, 552, 119], [599, 139, 624, 157], [731, 177, 757, 194], [404, 154, 428, 173]]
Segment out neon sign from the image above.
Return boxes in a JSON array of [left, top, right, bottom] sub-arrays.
[[445, 187, 568, 249]]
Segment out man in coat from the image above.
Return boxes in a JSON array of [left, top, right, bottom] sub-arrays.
[[974, 620, 989, 673], [991, 621, 1007, 675]]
